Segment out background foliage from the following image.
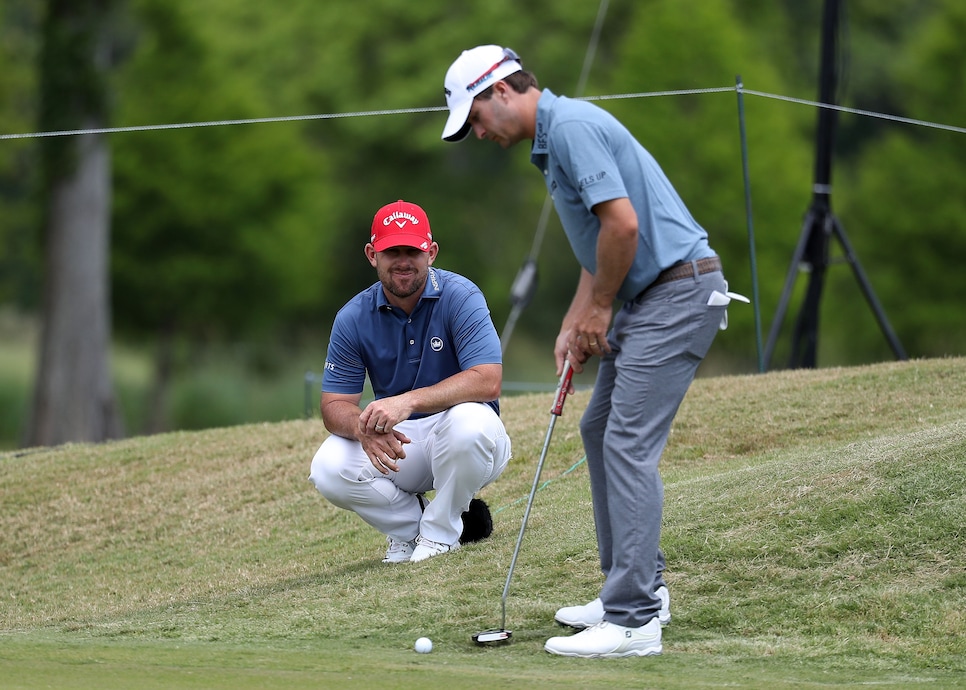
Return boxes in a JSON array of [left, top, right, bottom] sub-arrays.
[[1, 0, 964, 444]]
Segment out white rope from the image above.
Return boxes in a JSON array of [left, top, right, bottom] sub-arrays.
[[581, 85, 737, 100], [741, 88, 966, 135], [0, 106, 446, 140], [2, 85, 964, 141]]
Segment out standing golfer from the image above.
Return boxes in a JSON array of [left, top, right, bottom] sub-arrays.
[[441, 45, 731, 657], [309, 199, 511, 564]]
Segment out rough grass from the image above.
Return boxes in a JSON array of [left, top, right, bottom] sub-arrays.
[[1, 357, 965, 688]]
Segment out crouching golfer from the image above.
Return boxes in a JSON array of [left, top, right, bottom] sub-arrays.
[[309, 200, 511, 564]]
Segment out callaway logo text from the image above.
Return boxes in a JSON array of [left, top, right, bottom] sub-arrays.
[[383, 210, 421, 228]]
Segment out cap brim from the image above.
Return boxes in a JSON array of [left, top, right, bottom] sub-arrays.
[[372, 234, 431, 252], [442, 99, 473, 142], [441, 59, 522, 142]]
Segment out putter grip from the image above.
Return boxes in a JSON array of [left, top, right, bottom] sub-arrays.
[[550, 363, 574, 416]]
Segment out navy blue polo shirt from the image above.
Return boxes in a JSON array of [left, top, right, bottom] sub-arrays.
[[322, 267, 501, 417]]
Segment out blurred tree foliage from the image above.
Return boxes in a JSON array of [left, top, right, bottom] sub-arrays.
[[111, 0, 336, 341], [834, 0, 966, 361], [601, 0, 815, 369], [0, 0, 42, 309], [1, 0, 964, 382]]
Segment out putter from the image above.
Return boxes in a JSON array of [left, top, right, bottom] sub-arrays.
[[473, 360, 575, 645]]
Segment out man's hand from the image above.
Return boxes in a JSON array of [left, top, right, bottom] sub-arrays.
[[555, 271, 613, 379], [555, 197, 637, 378], [567, 300, 612, 368], [359, 425, 411, 475], [359, 394, 414, 436], [358, 395, 413, 474], [322, 365, 501, 475]]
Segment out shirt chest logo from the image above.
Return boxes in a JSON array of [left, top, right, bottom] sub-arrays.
[[430, 337, 444, 352]]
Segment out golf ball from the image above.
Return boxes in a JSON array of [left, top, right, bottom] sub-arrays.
[[414, 637, 433, 654]]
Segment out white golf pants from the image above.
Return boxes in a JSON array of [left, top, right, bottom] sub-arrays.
[[309, 402, 511, 547]]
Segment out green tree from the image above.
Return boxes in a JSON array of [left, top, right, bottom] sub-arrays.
[[0, 0, 42, 309], [836, 0, 966, 359], [6, 0, 963, 445], [600, 0, 815, 370], [172, 0, 609, 352], [111, 0, 337, 431]]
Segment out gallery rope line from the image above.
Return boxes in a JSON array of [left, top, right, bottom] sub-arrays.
[[585, 85, 737, 100], [2, 85, 963, 141], [742, 88, 966, 135], [0, 105, 445, 140]]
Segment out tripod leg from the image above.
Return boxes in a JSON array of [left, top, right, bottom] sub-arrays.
[[831, 218, 908, 360], [789, 211, 834, 368], [765, 206, 818, 369]]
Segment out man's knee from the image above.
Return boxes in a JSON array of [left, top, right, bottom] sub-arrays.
[[309, 444, 344, 503], [440, 403, 502, 450], [436, 404, 511, 486], [310, 439, 399, 511]]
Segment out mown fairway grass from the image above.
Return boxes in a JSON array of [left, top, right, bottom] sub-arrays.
[[2, 358, 965, 689]]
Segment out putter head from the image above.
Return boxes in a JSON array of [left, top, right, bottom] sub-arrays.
[[472, 629, 512, 645]]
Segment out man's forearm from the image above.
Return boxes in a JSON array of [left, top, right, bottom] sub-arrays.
[[321, 398, 364, 440], [400, 365, 502, 416], [593, 229, 636, 306], [563, 270, 596, 328], [592, 197, 638, 304], [326, 364, 503, 437]]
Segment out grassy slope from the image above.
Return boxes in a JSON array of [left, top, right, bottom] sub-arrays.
[[1, 358, 965, 689]]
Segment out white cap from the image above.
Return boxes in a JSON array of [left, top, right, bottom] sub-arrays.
[[442, 45, 522, 142]]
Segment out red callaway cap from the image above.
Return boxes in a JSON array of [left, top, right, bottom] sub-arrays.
[[370, 200, 433, 252]]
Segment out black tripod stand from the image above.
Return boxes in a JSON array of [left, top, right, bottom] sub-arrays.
[[763, 0, 907, 369]]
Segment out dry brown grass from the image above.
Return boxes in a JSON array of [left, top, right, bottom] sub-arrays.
[[1, 358, 965, 687]]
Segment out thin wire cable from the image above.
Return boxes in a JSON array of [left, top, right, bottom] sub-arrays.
[[575, 0, 609, 99], [742, 88, 966, 135], [584, 85, 736, 101], [3, 86, 963, 141], [0, 106, 445, 140]]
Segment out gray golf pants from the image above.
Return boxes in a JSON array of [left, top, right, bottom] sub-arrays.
[[582, 267, 727, 628]]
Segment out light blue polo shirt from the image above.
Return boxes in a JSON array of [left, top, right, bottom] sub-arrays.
[[530, 89, 714, 301], [322, 267, 501, 417]]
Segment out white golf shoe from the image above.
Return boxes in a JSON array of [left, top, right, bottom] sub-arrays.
[[382, 537, 417, 564], [554, 597, 604, 628], [656, 585, 671, 626], [545, 618, 662, 658], [554, 586, 671, 628], [410, 535, 460, 563]]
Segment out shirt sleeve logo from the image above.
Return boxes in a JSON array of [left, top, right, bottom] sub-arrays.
[[578, 170, 608, 192]]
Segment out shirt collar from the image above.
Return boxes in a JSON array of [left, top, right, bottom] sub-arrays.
[[374, 267, 443, 311], [531, 88, 558, 157], [423, 267, 443, 299]]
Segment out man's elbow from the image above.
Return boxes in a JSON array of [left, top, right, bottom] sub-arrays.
[[484, 377, 502, 401], [474, 364, 503, 402]]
